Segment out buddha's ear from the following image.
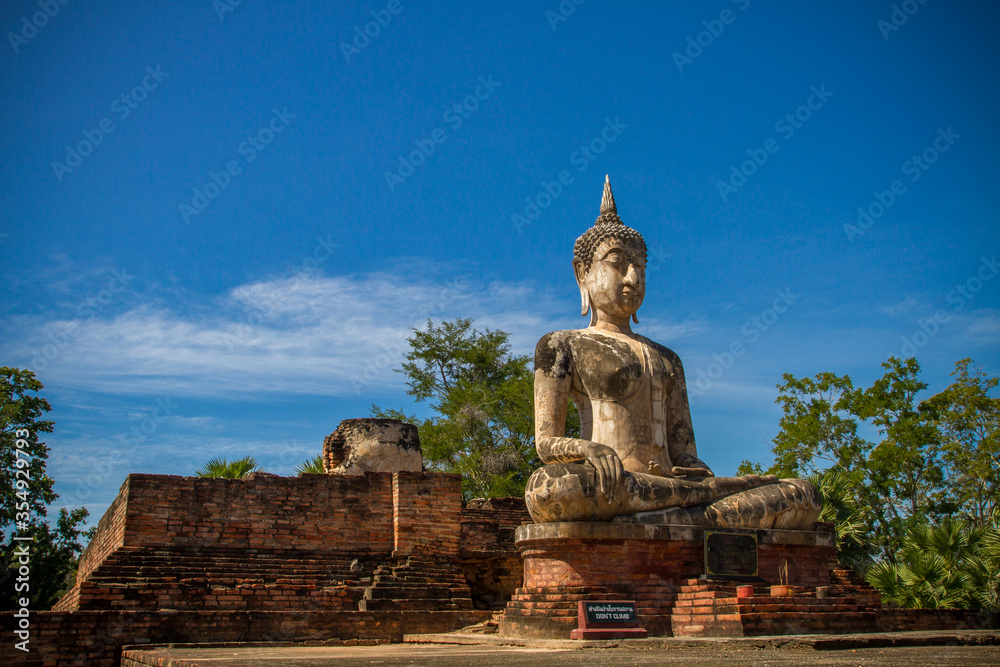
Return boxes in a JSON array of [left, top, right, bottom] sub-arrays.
[[573, 258, 591, 319], [632, 313, 639, 324]]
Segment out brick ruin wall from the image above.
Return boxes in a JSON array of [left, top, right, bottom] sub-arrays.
[[5, 471, 527, 666], [460, 497, 533, 609], [93, 472, 397, 554], [53, 472, 519, 613], [76, 483, 129, 583]]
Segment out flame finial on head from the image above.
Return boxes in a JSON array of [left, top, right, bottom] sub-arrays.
[[600, 174, 617, 216]]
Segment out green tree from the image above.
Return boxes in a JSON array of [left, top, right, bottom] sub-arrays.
[[922, 358, 1000, 529], [373, 318, 578, 499], [1, 367, 91, 610], [1, 368, 56, 525], [295, 455, 325, 475], [195, 456, 262, 479], [768, 357, 945, 560], [755, 356, 1000, 612]]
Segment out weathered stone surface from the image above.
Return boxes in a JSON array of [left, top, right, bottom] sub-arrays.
[[324, 418, 422, 475], [511, 521, 837, 548], [523, 176, 821, 529]]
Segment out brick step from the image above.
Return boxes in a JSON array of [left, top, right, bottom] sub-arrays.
[[500, 608, 578, 618], [87, 572, 360, 582], [374, 576, 468, 585], [77, 583, 362, 596], [358, 597, 473, 612], [508, 591, 621, 603], [81, 583, 366, 596], [97, 559, 358, 570], [737, 600, 866, 612], [92, 566, 360, 578], [363, 585, 457, 600], [106, 555, 358, 563], [672, 605, 739, 616], [511, 586, 619, 596], [373, 569, 467, 580]]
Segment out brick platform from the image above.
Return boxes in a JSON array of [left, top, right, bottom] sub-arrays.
[[497, 521, 984, 639], [54, 472, 507, 615], [19, 472, 529, 665]]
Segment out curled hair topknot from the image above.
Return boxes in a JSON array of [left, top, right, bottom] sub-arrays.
[[573, 176, 647, 270]]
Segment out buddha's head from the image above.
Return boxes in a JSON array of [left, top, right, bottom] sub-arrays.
[[573, 176, 647, 327]]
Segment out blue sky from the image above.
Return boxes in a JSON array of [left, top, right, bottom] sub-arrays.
[[1, 1, 997, 527]]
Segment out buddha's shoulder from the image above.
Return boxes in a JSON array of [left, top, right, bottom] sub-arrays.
[[535, 329, 608, 354], [534, 330, 578, 376], [535, 329, 646, 377], [535, 329, 585, 346], [633, 334, 683, 366]]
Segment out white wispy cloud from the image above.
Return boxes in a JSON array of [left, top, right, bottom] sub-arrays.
[[962, 308, 1000, 343], [879, 295, 921, 316], [4, 267, 705, 401]]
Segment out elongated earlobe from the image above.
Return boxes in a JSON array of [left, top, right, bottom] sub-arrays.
[[579, 287, 590, 317], [632, 313, 639, 324]]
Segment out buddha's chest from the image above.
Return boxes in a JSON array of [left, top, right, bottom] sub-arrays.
[[570, 333, 670, 400]]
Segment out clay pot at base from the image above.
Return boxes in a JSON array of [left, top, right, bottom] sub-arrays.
[[770, 584, 794, 597]]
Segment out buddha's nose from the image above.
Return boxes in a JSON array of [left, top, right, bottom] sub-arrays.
[[624, 263, 639, 286]]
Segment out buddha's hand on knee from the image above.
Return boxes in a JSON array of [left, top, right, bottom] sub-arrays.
[[671, 453, 714, 478], [580, 442, 625, 502]]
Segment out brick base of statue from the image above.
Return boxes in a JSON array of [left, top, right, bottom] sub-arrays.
[[497, 522, 984, 639]]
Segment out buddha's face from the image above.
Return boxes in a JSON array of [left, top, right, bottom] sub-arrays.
[[575, 238, 646, 321]]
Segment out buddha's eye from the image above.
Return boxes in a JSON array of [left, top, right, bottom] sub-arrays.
[[601, 251, 625, 266]]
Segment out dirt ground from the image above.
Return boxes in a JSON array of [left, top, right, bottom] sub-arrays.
[[124, 642, 1000, 666]]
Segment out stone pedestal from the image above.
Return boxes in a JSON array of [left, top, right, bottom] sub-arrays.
[[498, 521, 838, 639]]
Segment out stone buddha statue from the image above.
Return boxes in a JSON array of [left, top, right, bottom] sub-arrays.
[[524, 176, 822, 530]]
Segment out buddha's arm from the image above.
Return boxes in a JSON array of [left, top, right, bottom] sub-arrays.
[[533, 333, 624, 498], [534, 370, 585, 463], [663, 349, 714, 476], [535, 370, 625, 498]]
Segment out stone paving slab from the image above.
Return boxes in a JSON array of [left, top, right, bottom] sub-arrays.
[[121, 631, 1000, 667]]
